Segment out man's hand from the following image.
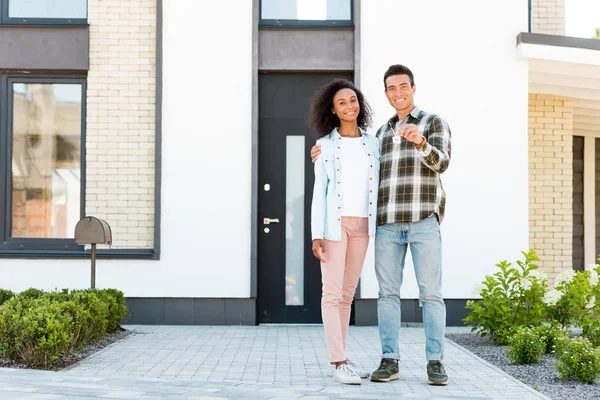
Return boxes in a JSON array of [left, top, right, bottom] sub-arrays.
[[397, 123, 424, 145], [312, 239, 327, 263], [310, 145, 321, 164]]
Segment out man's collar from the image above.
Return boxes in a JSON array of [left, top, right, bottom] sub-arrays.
[[388, 106, 421, 125]]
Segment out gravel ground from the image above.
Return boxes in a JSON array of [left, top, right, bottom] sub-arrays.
[[0, 327, 131, 371], [447, 332, 600, 400]]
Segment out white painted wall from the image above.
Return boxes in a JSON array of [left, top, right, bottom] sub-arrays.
[[359, 0, 530, 299], [0, 0, 254, 298]]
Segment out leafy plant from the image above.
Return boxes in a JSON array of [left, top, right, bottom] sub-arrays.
[[18, 288, 44, 300], [0, 289, 15, 306], [555, 336, 600, 384], [0, 296, 73, 367], [544, 269, 592, 329], [464, 249, 547, 344], [508, 327, 545, 365], [579, 265, 600, 347], [531, 323, 568, 354]]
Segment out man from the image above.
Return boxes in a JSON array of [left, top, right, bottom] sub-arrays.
[[310, 64, 451, 385]]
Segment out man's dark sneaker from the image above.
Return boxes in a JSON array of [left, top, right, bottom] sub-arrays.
[[427, 360, 449, 385], [370, 358, 399, 382]]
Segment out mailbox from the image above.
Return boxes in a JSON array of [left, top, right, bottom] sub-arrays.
[[74, 217, 112, 289], [75, 217, 112, 246]]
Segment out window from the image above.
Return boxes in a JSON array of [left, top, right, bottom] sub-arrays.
[[260, 0, 352, 27], [1, 0, 87, 24], [0, 76, 86, 251]]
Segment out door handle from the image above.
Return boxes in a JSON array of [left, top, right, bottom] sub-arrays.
[[263, 218, 280, 225]]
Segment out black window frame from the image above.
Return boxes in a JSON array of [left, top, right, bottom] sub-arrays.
[[0, 0, 87, 25], [259, 0, 354, 28], [0, 73, 87, 251]]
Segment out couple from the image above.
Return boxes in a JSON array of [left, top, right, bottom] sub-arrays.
[[310, 64, 451, 386]]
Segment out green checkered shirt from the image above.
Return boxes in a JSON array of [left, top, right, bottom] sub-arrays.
[[375, 106, 451, 225]]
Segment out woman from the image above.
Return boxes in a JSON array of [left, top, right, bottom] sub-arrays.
[[310, 79, 380, 385]]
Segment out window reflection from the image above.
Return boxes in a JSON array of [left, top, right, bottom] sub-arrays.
[[285, 136, 305, 306], [11, 83, 82, 239], [261, 0, 351, 21], [9, 0, 87, 19]]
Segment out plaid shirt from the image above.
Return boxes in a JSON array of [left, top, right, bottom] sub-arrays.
[[376, 106, 451, 225]]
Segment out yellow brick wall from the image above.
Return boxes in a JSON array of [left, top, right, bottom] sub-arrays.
[[531, 0, 565, 35], [528, 94, 573, 283], [86, 1, 157, 248]]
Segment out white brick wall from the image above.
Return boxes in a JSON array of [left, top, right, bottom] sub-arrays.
[[86, 0, 157, 248], [528, 94, 573, 284], [531, 0, 565, 35]]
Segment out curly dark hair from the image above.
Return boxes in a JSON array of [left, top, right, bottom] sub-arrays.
[[309, 79, 373, 138]]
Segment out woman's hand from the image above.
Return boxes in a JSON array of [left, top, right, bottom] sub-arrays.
[[312, 239, 327, 263]]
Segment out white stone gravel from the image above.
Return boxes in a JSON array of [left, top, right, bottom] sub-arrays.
[[446, 332, 600, 400]]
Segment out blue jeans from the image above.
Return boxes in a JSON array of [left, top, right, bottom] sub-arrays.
[[375, 215, 445, 361]]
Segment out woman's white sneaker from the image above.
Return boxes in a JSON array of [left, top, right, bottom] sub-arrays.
[[347, 359, 370, 378], [333, 364, 362, 385]]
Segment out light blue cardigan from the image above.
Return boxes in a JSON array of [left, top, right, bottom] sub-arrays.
[[311, 128, 380, 241]]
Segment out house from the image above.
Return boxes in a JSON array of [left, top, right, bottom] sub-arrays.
[[0, 0, 597, 326]]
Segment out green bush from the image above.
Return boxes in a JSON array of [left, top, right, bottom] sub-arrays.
[[544, 269, 593, 329], [0, 287, 128, 367], [580, 265, 600, 347], [532, 323, 568, 354], [70, 291, 109, 342], [93, 289, 128, 333], [0, 296, 73, 367], [464, 249, 547, 344], [555, 336, 600, 384], [18, 288, 45, 300], [508, 327, 545, 365], [0, 289, 15, 306]]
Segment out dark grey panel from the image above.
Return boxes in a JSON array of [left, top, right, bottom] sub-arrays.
[[573, 136, 584, 271], [225, 299, 257, 325], [123, 298, 256, 325], [125, 298, 165, 325], [0, 26, 88, 70], [195, 299, 226, 325], [354, 299, 472, 326], [517, 32, 600, 51], [164, 298, 194, 325], [153, 0, 162, 259], [259, 28, 353, 71]]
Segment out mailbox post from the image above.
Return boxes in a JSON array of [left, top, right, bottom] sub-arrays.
[[74, 217, 112, 288]]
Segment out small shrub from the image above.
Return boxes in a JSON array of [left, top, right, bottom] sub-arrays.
[[0, 296, 73, 367], [0, 289, 15, 305], [464, 249, 547, 344], [0, 287, 128, 367], [94, 289, 128, 333], [532, 324, 568, 354], [18, 288, 44, 300], [545, 269, 593, 329], [555, 336, 600, 384], [580, 265, 600, 347], [508, 327, 545, 365], [70, 291, 109, 342]]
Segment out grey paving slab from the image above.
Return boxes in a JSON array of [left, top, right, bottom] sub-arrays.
[[0, 325, 550, 399]]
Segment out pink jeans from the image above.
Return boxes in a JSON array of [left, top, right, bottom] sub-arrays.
[[321, 216, 369, 363]]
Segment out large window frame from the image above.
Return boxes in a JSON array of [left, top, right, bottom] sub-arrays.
[[0, 74, 86, 252], [0, 0, 87, 25], [259, 0, 354, 27]]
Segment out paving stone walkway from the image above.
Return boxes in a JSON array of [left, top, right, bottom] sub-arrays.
[[0, 325, 550, 399]]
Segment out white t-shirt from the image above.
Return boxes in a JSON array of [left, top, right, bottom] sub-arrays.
[[339, 137, 370, 217]]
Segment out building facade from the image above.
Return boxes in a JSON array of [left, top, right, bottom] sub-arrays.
[[0, 0, 598, 325]]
